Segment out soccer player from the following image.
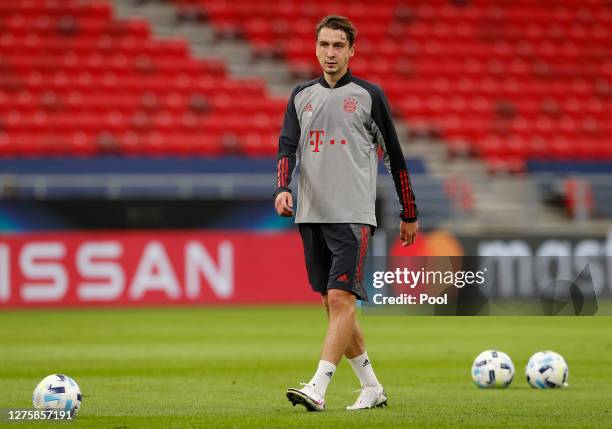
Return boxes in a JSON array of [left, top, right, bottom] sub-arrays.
[[274, 15, 419, 411]]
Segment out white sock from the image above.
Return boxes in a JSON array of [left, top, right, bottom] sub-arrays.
[[349, 351, 380, 387], [308, 360, 336, 397]]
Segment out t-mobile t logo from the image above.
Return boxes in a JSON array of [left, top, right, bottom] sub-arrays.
[[309, 130, 347, 153]]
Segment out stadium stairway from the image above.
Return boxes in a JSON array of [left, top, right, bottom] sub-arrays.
[[112, 0, 294, 96], [109, 0, 608, 232]]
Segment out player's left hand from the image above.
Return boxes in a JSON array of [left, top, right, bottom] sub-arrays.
[[400, 220, 418, 246], [274, 191, 294, 217]]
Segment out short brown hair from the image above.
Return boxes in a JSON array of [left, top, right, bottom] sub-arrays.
[[315, 15, 357, 47]]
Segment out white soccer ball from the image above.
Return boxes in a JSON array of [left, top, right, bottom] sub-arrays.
[[471, 350, 515, 388], [32, 374, 82, 414], [526, 351, 569, 389]]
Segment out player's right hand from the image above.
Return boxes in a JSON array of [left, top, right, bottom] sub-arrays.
[[275, 191, 294, 217]]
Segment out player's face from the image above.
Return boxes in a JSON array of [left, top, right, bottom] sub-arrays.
[[316, 27, 355, 77]]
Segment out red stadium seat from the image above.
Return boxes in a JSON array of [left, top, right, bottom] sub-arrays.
[[0, 0, 282, 156], [2, 0, 611, 161]]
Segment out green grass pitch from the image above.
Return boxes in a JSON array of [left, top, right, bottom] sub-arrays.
[[0, 307, 611, 428]]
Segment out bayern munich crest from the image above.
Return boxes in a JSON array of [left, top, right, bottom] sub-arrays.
[[304, 102, 313, 117], [343, 97, 358, 113]]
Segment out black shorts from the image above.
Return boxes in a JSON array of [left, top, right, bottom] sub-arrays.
[[298, 223, 372, 301]]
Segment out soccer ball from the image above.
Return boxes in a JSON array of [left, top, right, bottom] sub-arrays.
[[471, 350, 515, 388], [526, 351, 569, 389], [32, 374, 82, 414]]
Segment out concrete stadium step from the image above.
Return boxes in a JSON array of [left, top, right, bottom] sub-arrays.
[[112, 0, 294, 96], [420, 146, 574, 228]]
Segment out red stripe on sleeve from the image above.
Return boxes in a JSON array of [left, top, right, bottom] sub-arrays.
[[409, 176, 415, 217], [402, 171, 410, 217], [404, 171, 414, 218], [399, 170, 408, 215], [284, 157, 288, 187], [407, 171, 414, 218], [405, 171, 413, 218]]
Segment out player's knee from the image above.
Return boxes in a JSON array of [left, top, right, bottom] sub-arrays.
[[327, 289, 355, 315], [321, 294, 330, 316]]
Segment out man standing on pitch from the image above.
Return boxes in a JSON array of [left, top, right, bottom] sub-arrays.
[[274, 15, 419, 411]]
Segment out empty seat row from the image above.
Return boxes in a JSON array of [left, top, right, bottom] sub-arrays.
[[0, 0, 286, 157]]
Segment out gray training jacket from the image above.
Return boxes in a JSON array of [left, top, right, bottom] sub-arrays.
[[274, 70, 418, 227]]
